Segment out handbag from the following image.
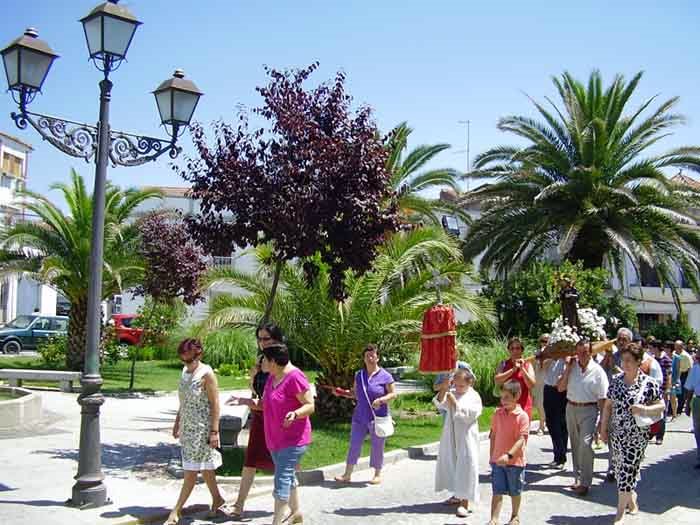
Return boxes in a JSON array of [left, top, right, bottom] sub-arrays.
[[632, 378, 663, 429], [360, 370, 395, 438]]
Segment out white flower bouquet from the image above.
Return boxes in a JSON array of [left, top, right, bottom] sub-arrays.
[[549, 307, 607, 348]]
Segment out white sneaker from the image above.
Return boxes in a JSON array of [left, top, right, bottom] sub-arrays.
[[456, 505, 469, 517]]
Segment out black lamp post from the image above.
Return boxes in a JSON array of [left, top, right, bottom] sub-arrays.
[[1, 0, 202, 509]]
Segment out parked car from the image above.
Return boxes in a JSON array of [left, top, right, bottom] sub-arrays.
[[111, 314, 143, 346], [0, 314, 69, 354]]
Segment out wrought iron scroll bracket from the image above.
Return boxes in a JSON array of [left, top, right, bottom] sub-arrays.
[[9, 108, 181, 167]]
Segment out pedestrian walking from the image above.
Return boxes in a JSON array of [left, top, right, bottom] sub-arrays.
[[683, 351, 700, 468], [166, 338, 225, 525], [224, 322, 285, 519], [557, 338, 609, 497], [333, 344, 397, 485], [600, 343, 664, 523], [541, 350, 568, 468], [649, 341, 672, 445], [676, 340, 693, 414], [495, 337, 536, 419], [487, 380, 530, 525], [433, 367, 482, 518], [262, 343, 315, 525]]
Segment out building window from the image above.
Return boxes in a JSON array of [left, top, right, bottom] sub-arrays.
[[0, 175, 13, 188], [2, 153, 23, 179], [638, 260, 660, 287]]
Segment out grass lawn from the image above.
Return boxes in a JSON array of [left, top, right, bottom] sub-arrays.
[[0, 356, 278, 393], [220, 392, 496, 475]]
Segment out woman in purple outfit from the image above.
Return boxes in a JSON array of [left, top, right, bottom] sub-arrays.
[[333, 344, 397, 485]]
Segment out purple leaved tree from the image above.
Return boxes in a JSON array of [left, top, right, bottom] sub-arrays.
[[136, 210, 207, 307], [179, 63, 398, 322]]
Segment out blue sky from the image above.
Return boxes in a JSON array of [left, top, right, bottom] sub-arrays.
[[2, 0, 699, 206]]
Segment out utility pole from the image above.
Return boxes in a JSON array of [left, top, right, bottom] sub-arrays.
[[458, 120, 470, 190]]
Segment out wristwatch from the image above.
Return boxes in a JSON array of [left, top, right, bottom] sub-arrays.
[[507, 452, 514, 460]]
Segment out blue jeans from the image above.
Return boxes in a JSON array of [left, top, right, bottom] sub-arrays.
[[270, 445, 308, 502], [491, 464, 525, 496]]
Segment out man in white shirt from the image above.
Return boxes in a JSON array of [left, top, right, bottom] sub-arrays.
[[683, 352, 700, 468], [676, 340, 693, 414], [557, 338, 609, 496]]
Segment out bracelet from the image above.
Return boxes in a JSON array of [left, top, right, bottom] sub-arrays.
[[210, 430, 219, 434]]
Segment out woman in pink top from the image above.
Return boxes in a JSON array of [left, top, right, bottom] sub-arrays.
[[262, 343, 314, 525]]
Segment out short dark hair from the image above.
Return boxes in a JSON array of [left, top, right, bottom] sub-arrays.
[[363, 344, 379, 356], [177, 338, 203, 357], [256, 322, 285, 343], [575, 337, 592, 350], [507, 337, 524, 351], [262, 343, 290, 366], [620, 342, 644, 363]]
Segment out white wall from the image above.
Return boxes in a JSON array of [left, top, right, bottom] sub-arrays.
[[16, 277, 56, 316]]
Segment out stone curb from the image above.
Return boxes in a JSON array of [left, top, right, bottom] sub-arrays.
[[296, 430, 491, 485]]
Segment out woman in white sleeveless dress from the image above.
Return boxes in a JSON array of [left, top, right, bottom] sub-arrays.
[[166, 339, 225, 525]]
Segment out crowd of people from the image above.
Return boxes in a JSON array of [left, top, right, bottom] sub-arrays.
[[162, 323, 700, 525]]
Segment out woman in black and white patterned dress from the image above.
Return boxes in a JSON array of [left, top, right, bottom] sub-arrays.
[[600, 343, 664, 524]]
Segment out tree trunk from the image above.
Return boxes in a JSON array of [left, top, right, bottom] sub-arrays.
[[566, 223, 608, 268], [262, 259, 284, 324], [66, 297, 88, 371]]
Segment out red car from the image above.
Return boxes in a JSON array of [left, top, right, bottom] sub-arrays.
[[111, 314, 143, 345]]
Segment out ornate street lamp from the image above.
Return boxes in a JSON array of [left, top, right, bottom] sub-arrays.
[[1, 0, 202, 509]]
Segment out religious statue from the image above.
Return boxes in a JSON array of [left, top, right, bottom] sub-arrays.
[[558, 276, 580, 331]]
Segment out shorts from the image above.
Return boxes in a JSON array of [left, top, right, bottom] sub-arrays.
[[270, 445, 308, 502], [491, 464, 525, 496]]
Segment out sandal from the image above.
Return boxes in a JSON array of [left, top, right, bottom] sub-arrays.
[[207, 497, 226, 518], [334, 475, 351, 483], [229, 501, 244, 518], [164, 513, 180, 525], [508, 517, 521, 525]]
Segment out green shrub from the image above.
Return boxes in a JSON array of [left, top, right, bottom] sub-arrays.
[[217, 363, 242, 376], [459, 337, 510, 406], [135, 346, 156, 361], [200, 328, 257, 370], [38, 335, 68, 368], [152, 344, 175, 360], [133, 298, 187, 347], [645, 315, 698, 343]]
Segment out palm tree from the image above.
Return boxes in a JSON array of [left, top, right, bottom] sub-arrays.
[[0, 169, 161, 370], [387, 122, 470, 225], [463, 71, 700, 308], [201, 226, 494, 419]]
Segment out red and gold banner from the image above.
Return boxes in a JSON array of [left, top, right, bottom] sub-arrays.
[[419, 304, 457, 373]]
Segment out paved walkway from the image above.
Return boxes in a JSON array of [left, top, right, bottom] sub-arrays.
[[0, 387, 697, 524], [187, 417, 699, 525]]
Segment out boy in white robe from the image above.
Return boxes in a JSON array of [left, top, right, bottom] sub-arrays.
[[434, 366, 483, 518]]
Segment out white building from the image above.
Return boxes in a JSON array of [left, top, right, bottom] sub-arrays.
[[0, 131, 57, 322], [438, 180, 700, 332]]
